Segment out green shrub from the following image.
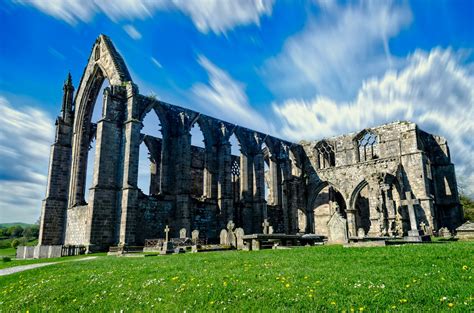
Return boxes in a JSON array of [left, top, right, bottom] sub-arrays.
[[11, 239, 20, 249], [2, 256, 11, 262]]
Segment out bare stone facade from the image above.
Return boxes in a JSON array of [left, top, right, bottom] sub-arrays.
[[38, 35, 463, 252]]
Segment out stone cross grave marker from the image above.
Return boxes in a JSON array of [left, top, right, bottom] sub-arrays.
[[179, 228, 187, 239], [262, 219, 270, 234], [401, 191, 420, 235], [164, 225, 170, 242]]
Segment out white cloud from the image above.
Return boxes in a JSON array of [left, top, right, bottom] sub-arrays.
[[170, 0, 273, 34], [263, 1, 412, 101], [0, 96, 54, 223], [272, 48, 474, 196], [18, 0, 274, 34], [123, 24, 142, 40], [192, 55, 273, 133], [151, 57, 162, 69]]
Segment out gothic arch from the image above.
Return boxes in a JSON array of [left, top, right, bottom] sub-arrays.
[[69, 34, 134, 207]]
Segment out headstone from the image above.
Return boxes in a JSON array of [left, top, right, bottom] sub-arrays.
[[438, 227, 451, 238], [357, 228, 366, 239], [227, 221, 236, 247], [220, 229, 229, 245], [191, 229, 200, 242], [268, 226, 274, 234], [234, 228, 245, 250], [179, 228, 187, 239], [262, 219, 270, 234], [327, 212, 348, 244]]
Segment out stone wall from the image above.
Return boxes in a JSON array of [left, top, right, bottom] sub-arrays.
[[64, 205, 89, 245]]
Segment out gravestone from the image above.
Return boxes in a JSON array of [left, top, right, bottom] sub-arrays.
[[160, 225, 174, 255], [191, 229, 200, 242], [262, 219, 270, 234], [220, 229, 229, 245], [357, 228, 366, 239], [327, 212, 348, 244], [438, 227, 451, 238], [179, 228, 187, 239], [234, 228, 245, 250], [227, 220, 236, 247], [268, 226, 274, 235]]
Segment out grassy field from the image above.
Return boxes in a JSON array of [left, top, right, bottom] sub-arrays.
[[0, 248, 15, 258], [1, 242, 473, 312]]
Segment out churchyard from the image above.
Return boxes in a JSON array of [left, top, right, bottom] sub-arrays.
[[1, 241, 472, 311]]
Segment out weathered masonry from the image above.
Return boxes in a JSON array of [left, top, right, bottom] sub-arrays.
[[38, 35, 463, 252]]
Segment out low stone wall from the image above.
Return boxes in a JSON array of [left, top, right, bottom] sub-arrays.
[[15, 245, 86, 259]]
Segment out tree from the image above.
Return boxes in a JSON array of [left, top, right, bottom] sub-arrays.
[[22, 225, 39, 239], [7, 226, 24, 238], [460, 194, 474, 221], [11, 239, 20, 249]]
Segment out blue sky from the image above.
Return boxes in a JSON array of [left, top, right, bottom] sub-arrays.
[[0, 0, 473, 223]]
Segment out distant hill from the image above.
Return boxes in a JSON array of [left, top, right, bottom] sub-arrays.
[[0, 223, 35, 228]]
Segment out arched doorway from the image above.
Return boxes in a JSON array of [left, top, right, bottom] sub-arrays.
[[312, 183, 347, 236]]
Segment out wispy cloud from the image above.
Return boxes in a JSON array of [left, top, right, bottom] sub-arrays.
[[272, 48, 474, 196], [151, 57, 162, 69], [0, 96, 54, 222], [192, 55, 273, 133], [18, 0, 274, 34], [263, 1, 412, 101], [123, 24, 142, 40]]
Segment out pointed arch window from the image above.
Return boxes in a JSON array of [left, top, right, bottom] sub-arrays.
[[315, 141, 335, 169], [357, 131, 378, 162]]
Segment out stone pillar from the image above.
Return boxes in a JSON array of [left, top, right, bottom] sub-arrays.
[[280, 160, 291, 233], [367, 183, 382, 236], [269, 158, 282, 206], [240, 151, 254, 232], [39, 120, 73, 245], [118, 83, 141, 247], [289, 180, 299, 234], [86, 87, 124, 250], [252, 152, 265, 233], [217, 140, 233, 225], [173, 127, 192, 233], [40, 74, 75, 245]]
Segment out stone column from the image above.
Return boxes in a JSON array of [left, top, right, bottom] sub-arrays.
[[39, 115, 73, 245], [86, 87, 124, 250], [252, 152, 265, 233], [118, 83, 141, 247], [173, 126, 192, 233], [240, 151, 254, 232], [268, 157, 282, 206], [217, 140, 233, 225]]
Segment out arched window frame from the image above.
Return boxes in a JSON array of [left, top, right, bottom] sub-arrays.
[[355, 130, 378, 162], [315, 141, 335, 169]]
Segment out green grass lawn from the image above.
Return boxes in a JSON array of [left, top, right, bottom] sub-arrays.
[[1, 242, 473, 312], [0, 248, 15, 258]]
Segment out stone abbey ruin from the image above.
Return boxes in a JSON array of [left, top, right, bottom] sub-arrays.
[[35, 35, 463, 255]]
